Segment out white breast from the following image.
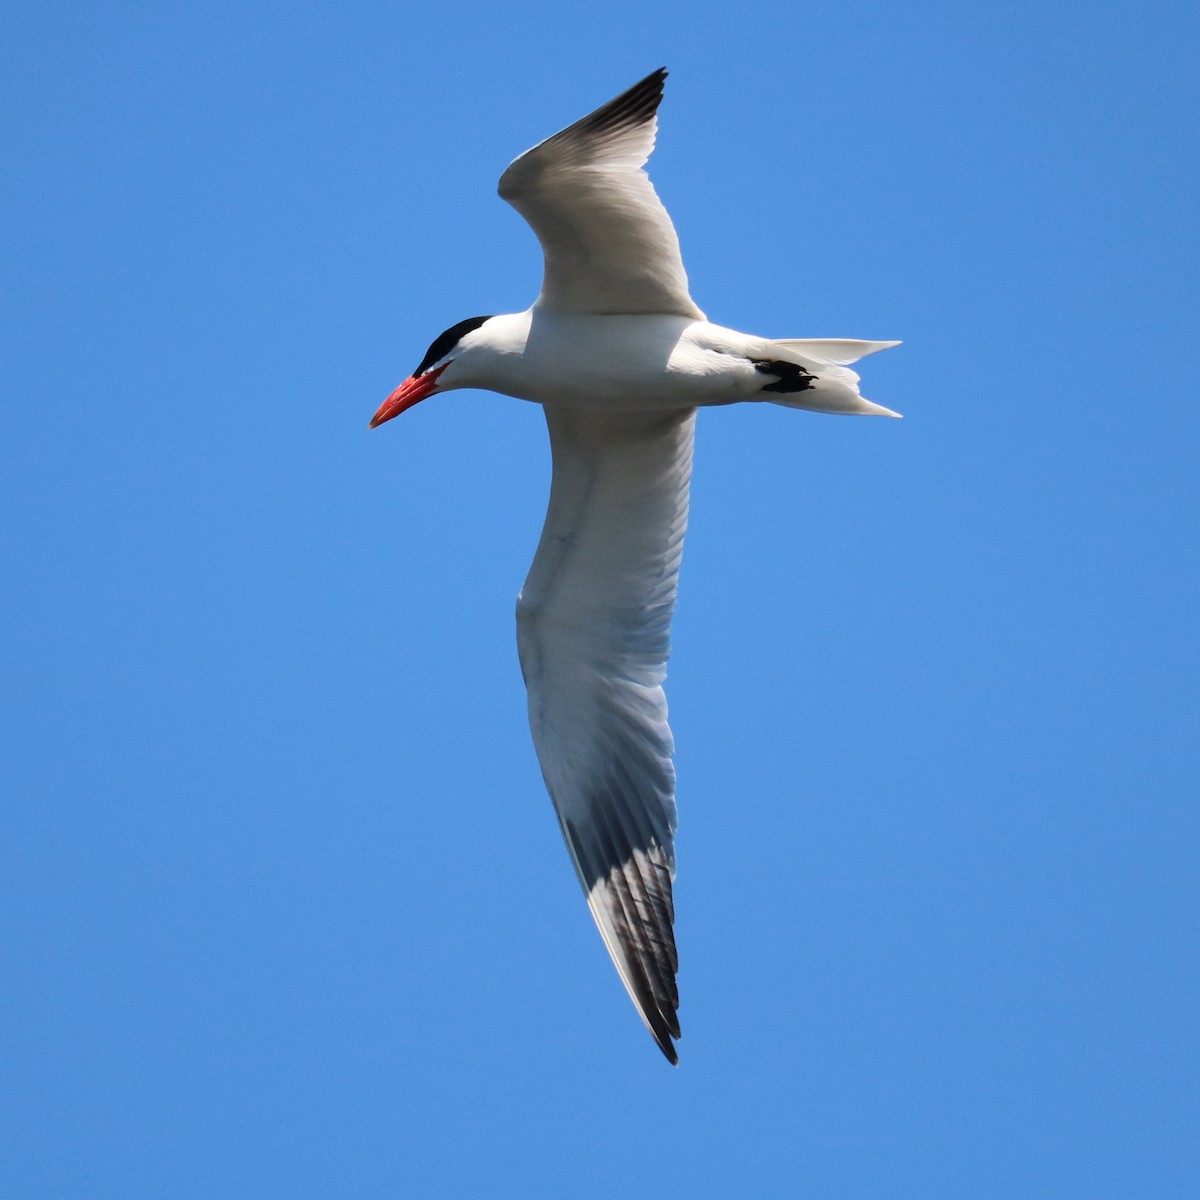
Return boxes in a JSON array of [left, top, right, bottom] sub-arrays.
[[452, 311, 771, 411]]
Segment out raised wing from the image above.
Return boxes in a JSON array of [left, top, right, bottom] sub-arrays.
[[516, 405, 695, 1063], [498, 69, 705, 320]]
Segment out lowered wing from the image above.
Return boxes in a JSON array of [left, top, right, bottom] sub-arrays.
[[516, 404, 695, 1062]]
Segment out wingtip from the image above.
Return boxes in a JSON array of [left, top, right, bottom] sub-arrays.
[[649, 1000, 681, 1065], [656, 1031, 680, 1066], [577, 845, 682, 1068], [579, 68, 669, 138]]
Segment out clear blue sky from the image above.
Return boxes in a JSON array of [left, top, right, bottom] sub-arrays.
[[3, 1, 1197, 1196]]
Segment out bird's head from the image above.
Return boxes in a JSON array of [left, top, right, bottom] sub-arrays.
[[370, 315, 495, 428]]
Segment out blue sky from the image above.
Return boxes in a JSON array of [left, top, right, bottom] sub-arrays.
[[3, 0, 1198, 1196]]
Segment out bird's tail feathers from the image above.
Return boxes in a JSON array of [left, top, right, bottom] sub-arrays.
[[766, 338, 902, 418], [772, 338, 900, 365]]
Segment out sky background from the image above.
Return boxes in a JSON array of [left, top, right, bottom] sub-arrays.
[[3, 1, 1198, 1196]]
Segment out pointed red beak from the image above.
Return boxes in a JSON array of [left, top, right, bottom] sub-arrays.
[[369, 364, 449, 428]]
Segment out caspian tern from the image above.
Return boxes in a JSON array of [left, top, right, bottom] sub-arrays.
[[371, 69, 899, 1064]]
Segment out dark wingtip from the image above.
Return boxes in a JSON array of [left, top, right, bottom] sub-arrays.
[[571, 68, 670, 141], [656, 1033, 680, 1066]]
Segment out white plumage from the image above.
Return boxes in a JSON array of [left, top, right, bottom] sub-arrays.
[[371, 69, 899, 1063]]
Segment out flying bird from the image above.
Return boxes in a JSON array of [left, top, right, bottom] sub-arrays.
[[371, 69, 899, 1064]]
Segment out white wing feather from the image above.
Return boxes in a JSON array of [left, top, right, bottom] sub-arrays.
[[498, 69, 704, 319], [516, 405, 694, 1062]]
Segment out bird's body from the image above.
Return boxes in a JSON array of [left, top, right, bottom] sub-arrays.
[[416, 310, 898, 413], [371, 69, 899, 1064]]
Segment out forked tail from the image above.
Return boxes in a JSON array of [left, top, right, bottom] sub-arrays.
[[757, 338, 902, 417]]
